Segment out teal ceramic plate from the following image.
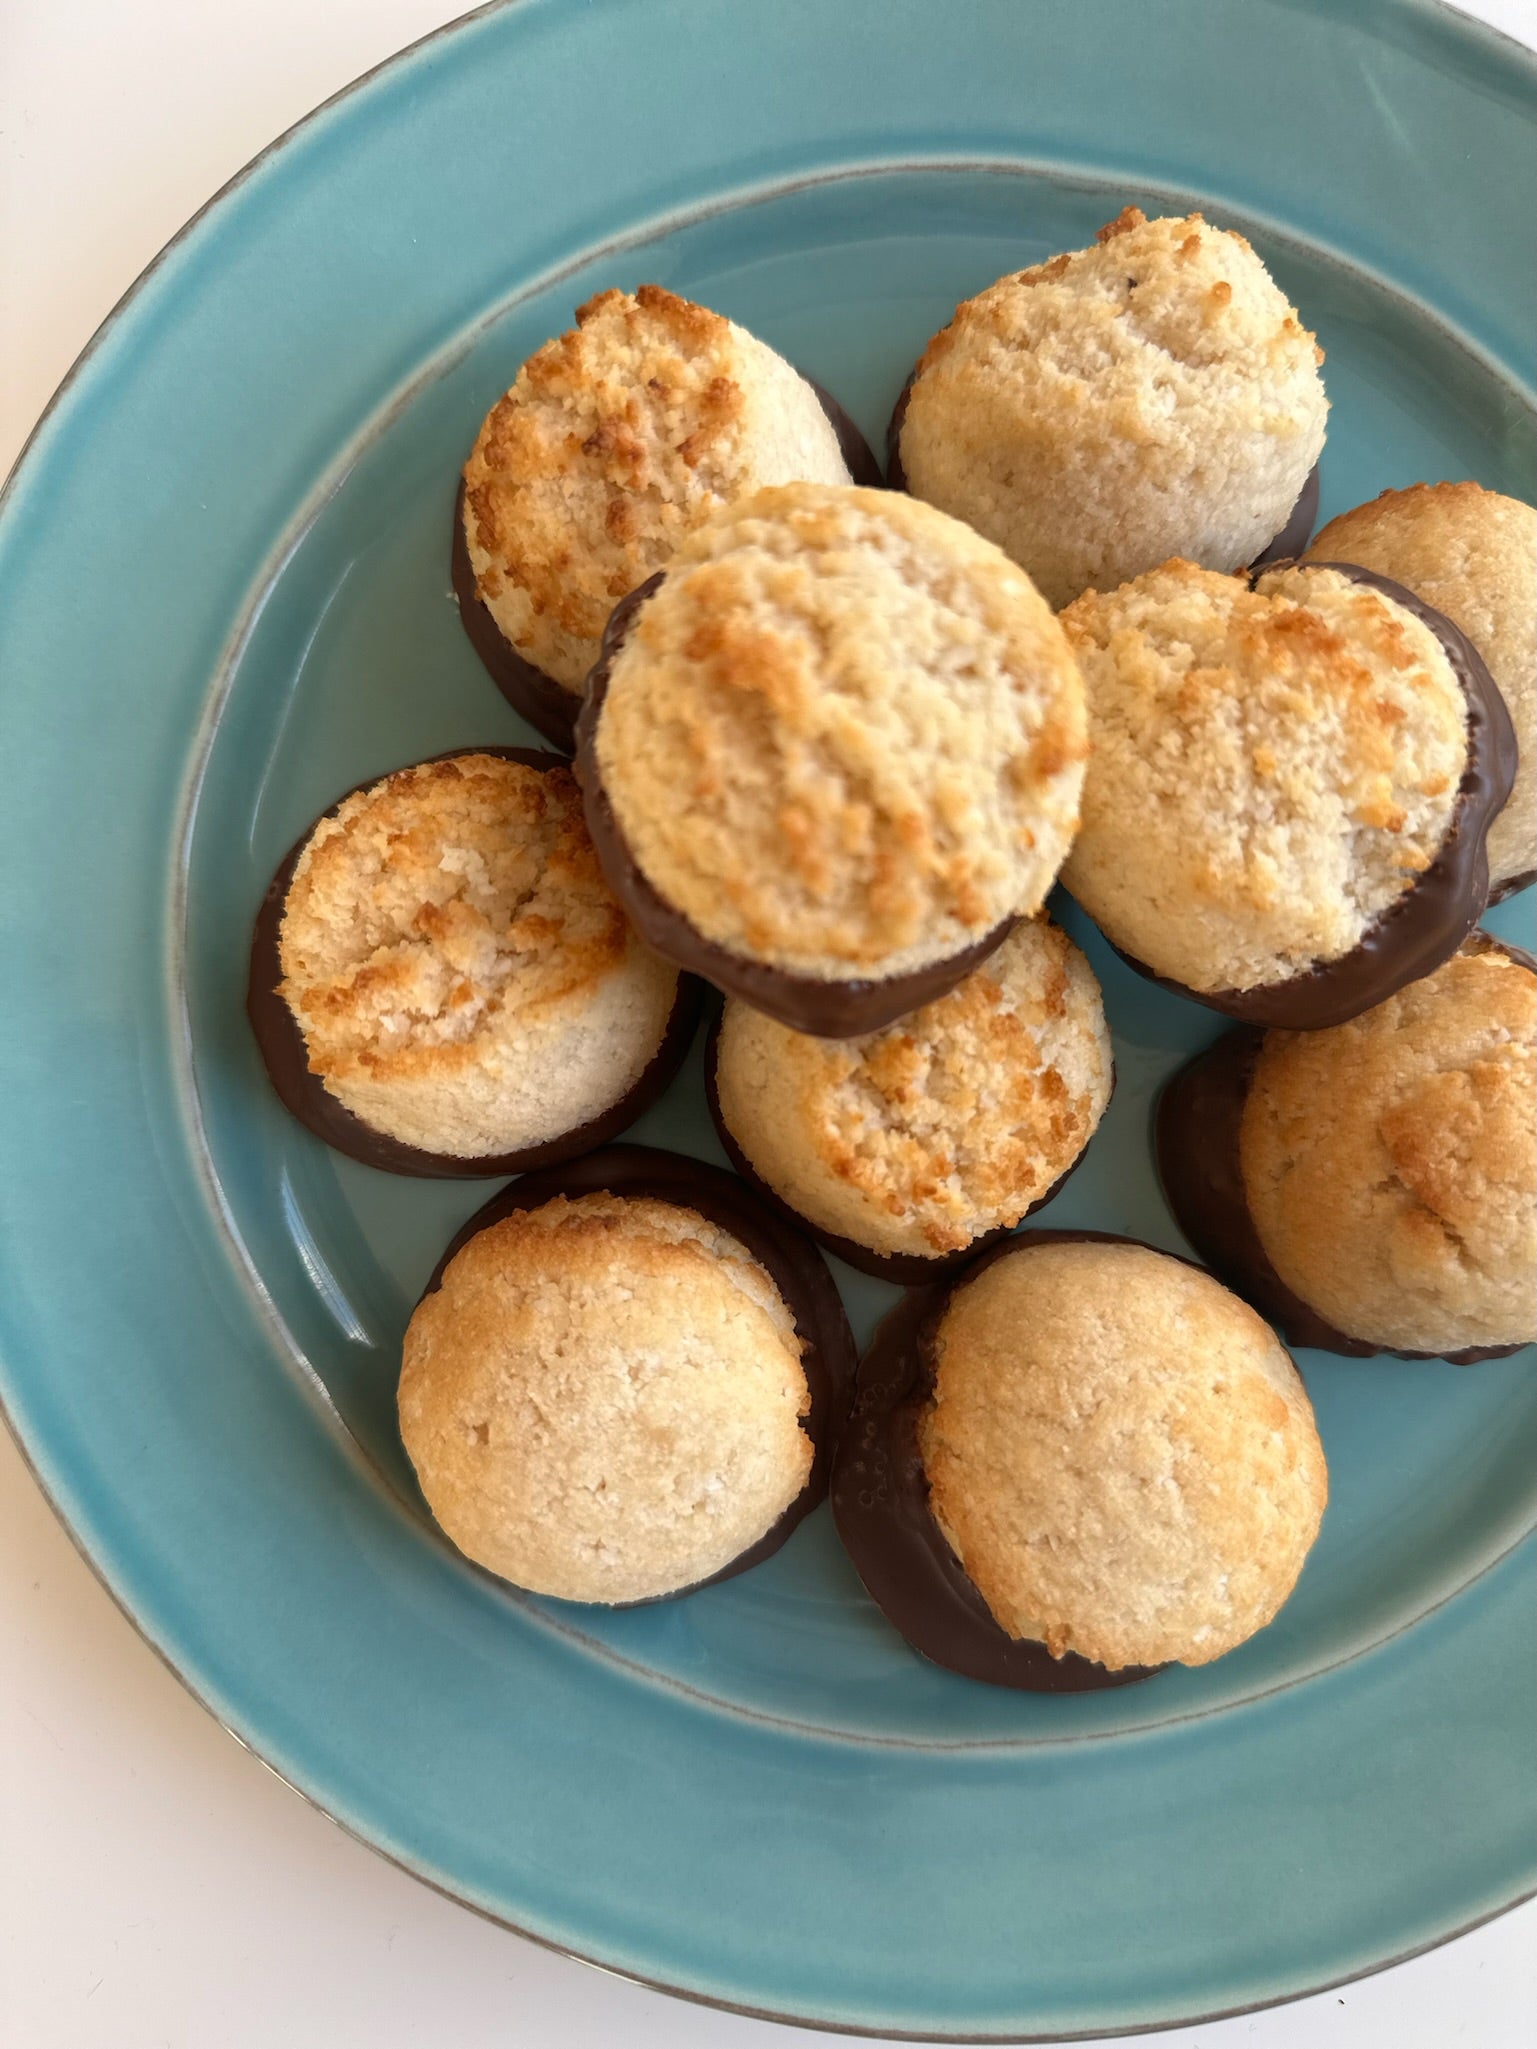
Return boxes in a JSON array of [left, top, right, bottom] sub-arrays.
[[1, 1, 1533, 2035]]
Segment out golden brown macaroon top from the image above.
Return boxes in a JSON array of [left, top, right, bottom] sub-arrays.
[[898, 208, 1328, 608], [715, 918, 1111, 1257], [594, 483, 1089, 982], [1307, 481, 1536, 892], [281, 756, 627, 1085], [917, 1239, 1327, 1669], [1060, 560, 1469, 993], [398, 1193, 812, 1604], [462, 286, 851, 689], [1241, 938, 1537, 1355]]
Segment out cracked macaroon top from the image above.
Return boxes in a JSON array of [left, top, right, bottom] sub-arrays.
[[714, 917, 1111, 1258], [461, 286, 852, 691], [1240, 937, 1537, 1355], [277, 754, 678, 1157], [1059, 560, 1470, 994], [897, 207, 1328, 608], [1307, 482, 1536, 894], [917, 1239, 1328, 1669], [592, 483, 1089, 983], [397, 1192, 813, 1604]]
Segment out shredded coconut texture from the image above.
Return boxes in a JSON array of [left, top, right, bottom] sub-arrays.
[[899, 207, 1328, 609], [918, 1240, 1327, 1669], [1307, 482, 1536, 892], [596, 483, 1088, 981], [716, 917, 1111, 1256], [1242, 939, 1537, 1354], [278, 755, 677, 1155], [398, 1194, 811, 1603], [462, 286, 851, 689], [1060, 560, 1468, 993]]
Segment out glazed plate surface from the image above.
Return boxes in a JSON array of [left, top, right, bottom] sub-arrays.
[[0, 0, 1533, 2035]]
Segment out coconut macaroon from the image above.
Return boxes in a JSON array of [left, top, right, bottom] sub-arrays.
[[893, 207, 1328, 609], [263, 752, 688, 1169], [398, 1189, 814, 1604], [710, 917, 1112, 1275], [834, 1236, 1327, 1681], [1233, 939, 1535, 1359], [1306, 482, 1537, 898], [579, 483, 1089, 1036], [1060, 559, 1513, 1026], [457, 286, 861, 743]]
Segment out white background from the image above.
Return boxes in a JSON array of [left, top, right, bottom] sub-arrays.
[[3, 3, 1534, 2044]]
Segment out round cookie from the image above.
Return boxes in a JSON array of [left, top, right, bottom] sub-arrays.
[[399, 1147, 857, 1605], [457, 286, 869, 745], [1060, 559, 1514, 1026], [1306, 482, 1536, 898], [1159, 936, 1537, 1361], [833, 1234, 1327, 1682], [709, 916, 1112, 1277], [892, 207, 1328, 609], [252, 750, 695, 1173], [578, 482, 1089, 1036]]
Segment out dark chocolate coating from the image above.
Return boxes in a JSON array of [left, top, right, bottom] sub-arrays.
[[1488, 867, 1536, 906], [1247, 463, 1321, 568], [574, 578, 1017, 1038], [1155, 934, 1535, 1364], [1094, 563, 1518, 1031], [451, 484, 582, 749], [451, 376, 881, 751], [417, 1144, 858, 1604], [703, 1002, 1108, 1283], [832, 1229, 1166, 1690], [247, 746, 703, 1179], [888, 366, 1322, 572]]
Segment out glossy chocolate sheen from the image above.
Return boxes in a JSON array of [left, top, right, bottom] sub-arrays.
[[248, 746, 703, 1179], [832, 1228, 1165, 1690], [703, 1002, 1108, 1283], [418, 1144, 858, 1604], [575, 578, 1016, 1037], [886, 367, 1322, 569], [1156, 935, 1535, 1364], [1105, 562, 1518, 1031], [451, 377, 882, 751]]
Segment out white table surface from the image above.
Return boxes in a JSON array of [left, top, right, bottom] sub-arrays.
[[3, 3, 1534, 2043]]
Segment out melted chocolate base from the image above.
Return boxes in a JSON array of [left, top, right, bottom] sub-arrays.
[[1488, 867, 1536, 907], [450, 486, 582, 749], [885, 367, 1322, 569], [248, 746, 703, 1179], [418, 1144, 858, 1605], [832, 1229, 1166, 1690], [575, 579, 1017, 1037], [1095, 563, 1518, 1031], [1155, 942, 1534, 1365], [451, 375, 882, 750], [703, 1003, 1108, 1283]]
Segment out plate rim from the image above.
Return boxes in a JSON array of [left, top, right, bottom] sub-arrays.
[[2, 0, 1535, 2037]]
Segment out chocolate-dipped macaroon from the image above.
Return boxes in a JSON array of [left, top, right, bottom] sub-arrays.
[[1060, 559, 1515, 1028], [251, 750, 697, 1175], [456, 285, 876, 746], [709, 917, 1112, 1280], [1306, 483, 1536, 900], [1159, 936, 1537, 1362], [890, 207, 1328, 609], [834, 1233, 1327, 1687], [577, 482, 1089, 1037], [399, 1146, 855, 1604]]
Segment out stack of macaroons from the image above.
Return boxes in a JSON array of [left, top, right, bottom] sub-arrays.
[[243, 219, 1531, 1689], [455, 285, 878, 747]]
